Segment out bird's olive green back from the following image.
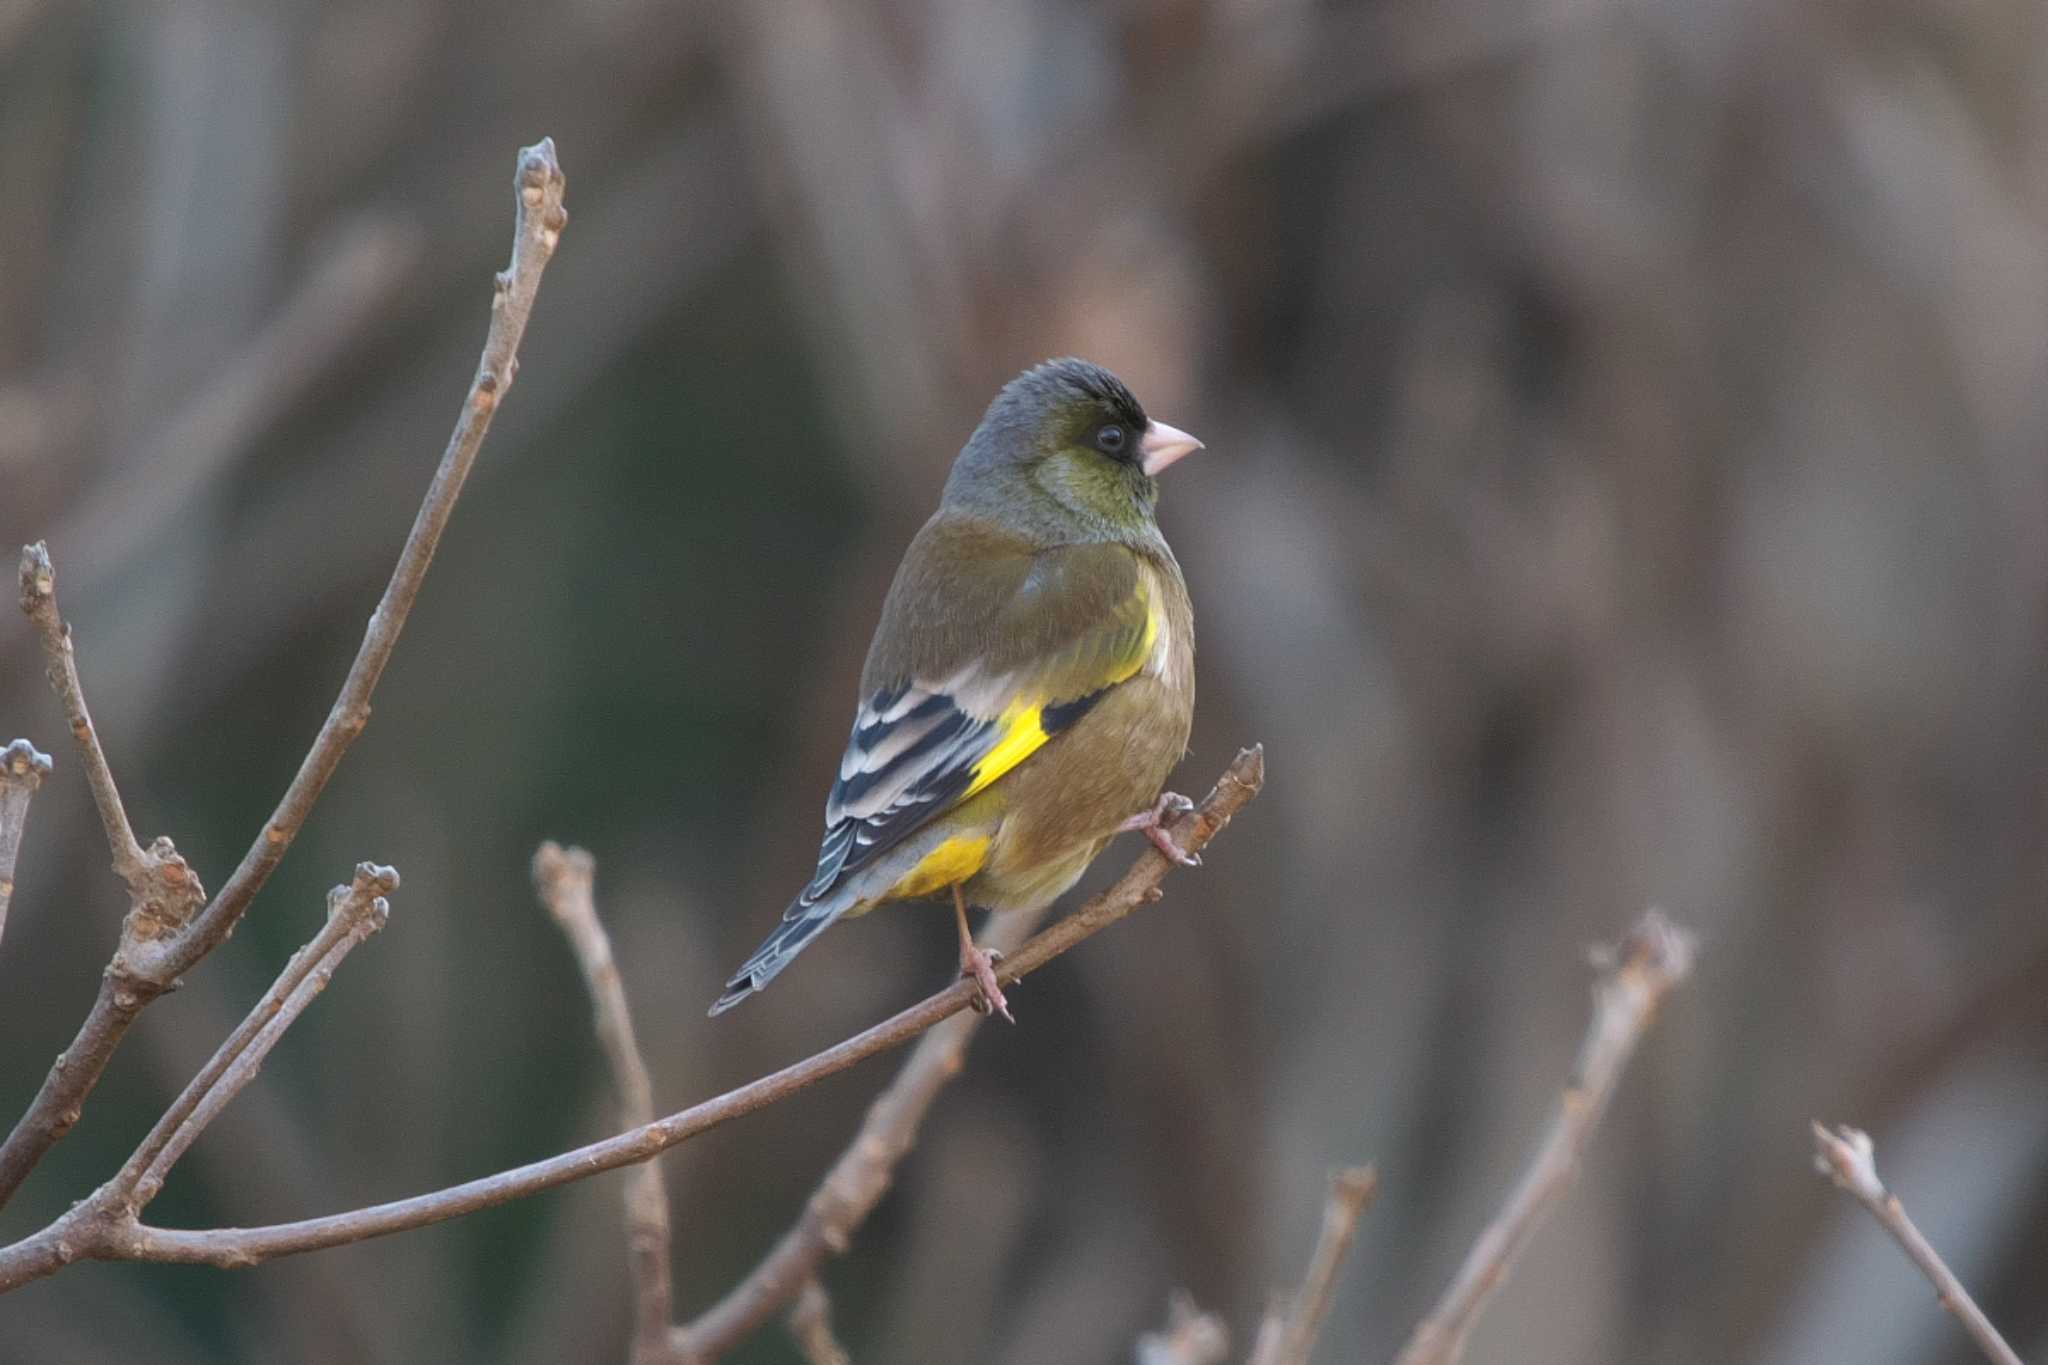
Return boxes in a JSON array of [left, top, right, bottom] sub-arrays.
[[860, 517, 1146, 694]]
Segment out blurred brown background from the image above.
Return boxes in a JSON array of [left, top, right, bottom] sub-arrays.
[[4, 1, 2047, 1361]]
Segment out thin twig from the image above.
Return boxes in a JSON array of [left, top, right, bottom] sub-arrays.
[[786, 1280, 852, 1365], [1392, 909, 1696, 1365], [0, 138, 568, 1215], [672, 903, 1050, 1360], [0, 746, 1261, 1292], [1248, 1166, 1378, 1365], [532, 843, 677, 1365], [0, 738, 54, 950], [1136, 1290, 1231, 1365], [17, 543, 147, 886], [124, 865, 399, 1207], [1810, 1122, 2024, 1365]]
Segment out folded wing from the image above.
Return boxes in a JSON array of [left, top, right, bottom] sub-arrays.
[[804, 554, 1159, 905]]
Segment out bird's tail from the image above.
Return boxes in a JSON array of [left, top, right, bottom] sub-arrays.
[[708, 889, 857, 1016]]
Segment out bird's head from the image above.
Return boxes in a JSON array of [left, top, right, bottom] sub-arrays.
[[943, 358, 1202, 544]]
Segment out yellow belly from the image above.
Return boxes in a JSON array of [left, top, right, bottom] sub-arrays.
[[972, 667, 1192, 911], [887, 833, 992, 899]]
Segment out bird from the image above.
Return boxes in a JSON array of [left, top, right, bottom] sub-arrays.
[[709, 358, 1201, 1021]]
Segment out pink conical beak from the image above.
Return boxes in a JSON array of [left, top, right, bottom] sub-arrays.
[[1139, 419, 1203, 477]]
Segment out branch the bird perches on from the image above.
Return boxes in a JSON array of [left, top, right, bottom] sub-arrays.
[[0, 749, 1260, 1294]]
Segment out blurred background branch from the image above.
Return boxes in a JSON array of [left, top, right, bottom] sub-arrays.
[[1395, 911, 1695, 1365], [47, 215, 423, 601], [533, 842, 680, 1365], [1246, 1165, 1379, 1365]]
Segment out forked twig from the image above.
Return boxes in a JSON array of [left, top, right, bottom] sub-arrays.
[[0, 137, 569, 1214], [124, 865, 399, 1207], [0, 865, 394, 1282]]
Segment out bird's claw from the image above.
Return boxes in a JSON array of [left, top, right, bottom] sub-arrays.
[[960, 943, 1014, 1023], [1119, 791, 1201, 866], [1144, 825, 1201, 867]]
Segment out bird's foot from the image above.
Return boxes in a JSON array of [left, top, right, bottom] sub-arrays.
[[1117, 791, 1201, 866], [960, 944, 1013, 1023]]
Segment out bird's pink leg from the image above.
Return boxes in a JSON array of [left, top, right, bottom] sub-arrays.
[[954, 884, 1013, 1023], [1117, 790, 1201, 866]]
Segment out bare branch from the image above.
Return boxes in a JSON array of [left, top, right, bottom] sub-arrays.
[[1810, 1122, 2023, 1365], [0, 738, 54, 949], [1136, 1291, 1230, 1365], [1247, 1166, 1378, 1365], [1392, 909, 1696, 1365], [0, 138, 568, 1214], [786, 1280, 852, 1365], [0, 746, 1262, 1292], [124, 865, 399, 1207], [17, 542, 147, 885], [0, 865, 394, 1287], [672, 903, 1050, 1360], [532, 843, 677, 1365], [6, 546, 209, 1192]]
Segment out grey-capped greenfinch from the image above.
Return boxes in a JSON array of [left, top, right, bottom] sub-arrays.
[[711, 358, 1200, 1020]]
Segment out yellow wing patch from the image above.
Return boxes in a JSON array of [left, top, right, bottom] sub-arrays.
[[956, 575, 1162, 803], [962, 698, 1049, 801], [889, 834, 992, 899]]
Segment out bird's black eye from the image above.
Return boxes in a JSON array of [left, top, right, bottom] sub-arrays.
[[1094, 423, 1129, 457]]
